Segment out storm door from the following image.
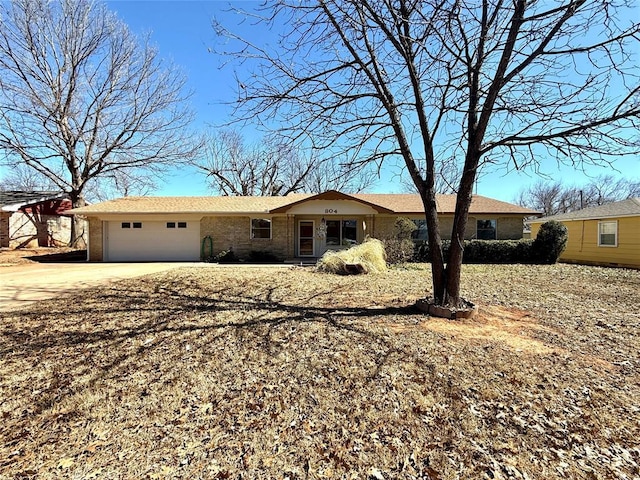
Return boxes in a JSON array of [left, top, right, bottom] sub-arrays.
[[298, 220, 315, 257]]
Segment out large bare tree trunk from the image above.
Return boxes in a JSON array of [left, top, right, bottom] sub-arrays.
[[443, 157, 478, 307], [68, 194, 85, 247], [216, 0, 640, 312]]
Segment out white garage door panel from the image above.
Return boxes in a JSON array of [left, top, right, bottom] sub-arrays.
[[107, 221, 199, 261]]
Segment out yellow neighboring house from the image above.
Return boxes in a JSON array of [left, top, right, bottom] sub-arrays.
[[529, 198, 640, 269]]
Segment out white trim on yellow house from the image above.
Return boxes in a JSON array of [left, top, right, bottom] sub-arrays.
[[597, 220, 618, 247]]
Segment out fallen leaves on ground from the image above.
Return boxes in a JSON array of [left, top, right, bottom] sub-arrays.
[[0, 263, 638, 479]]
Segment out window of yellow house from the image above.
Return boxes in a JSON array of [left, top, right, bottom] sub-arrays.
[[598, 220, 617, 247]]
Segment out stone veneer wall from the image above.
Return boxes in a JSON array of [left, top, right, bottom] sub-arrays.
[[88, 217, 103, 261], [200, 215, 292, 260], [370, 215, 397, 239], [372, 215, 524, 241], [496, 216, 525, 240], [445, 216, 524, 240], [373, 215, 461, 240]]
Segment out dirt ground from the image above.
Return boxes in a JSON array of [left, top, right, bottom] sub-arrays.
[[0, 258, 639, 479], [0, 247, 85, 265], [0, 248, 194, 311]]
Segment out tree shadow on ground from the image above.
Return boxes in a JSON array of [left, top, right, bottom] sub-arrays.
[[25, 249, 87, 262], [0, 280, 427, 424]]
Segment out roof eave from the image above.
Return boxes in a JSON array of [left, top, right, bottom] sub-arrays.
[[269, 190, 394, 214], [530, 211, 640, 223], [1, 193, 68, 212]]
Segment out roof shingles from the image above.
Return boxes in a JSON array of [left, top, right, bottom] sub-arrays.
[[68, 192, 539, 216], [530, 198, 640, 222], [0, 190, 68, 210]]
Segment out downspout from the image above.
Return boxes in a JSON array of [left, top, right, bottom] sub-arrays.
[[85, 217, 89, 262]]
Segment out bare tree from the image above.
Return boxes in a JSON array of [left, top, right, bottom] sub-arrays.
[[193, 129, 376, 195], [515, 181, 577, 217], [581, 175, 640, 206], [300, 155, 377, 193], [0, 0, 201, 245], [0, 163, 156, 202], [518, 176, 640, 216], [401, 158, 465, 194], [217, 0, 639, 308], [88, 169, 159, 202], [0, 164, 57, 192]]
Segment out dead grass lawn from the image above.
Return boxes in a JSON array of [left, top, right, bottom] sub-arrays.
[[1, 263, 639, 479]]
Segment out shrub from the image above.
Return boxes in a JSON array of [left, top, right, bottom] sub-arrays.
[[533, 220, 568, 264], [384, 217, 417, 264], [411, 223, 568, 265], [316, 238, 387, 274], [214, 249, 239, 263], [248, 250, 282, 263], [414, 238, 535, 264], [414, 240, 450, 262], [384, 238, 416, 264], [513, 239, 535, 263], [393, 217, 417, 239]]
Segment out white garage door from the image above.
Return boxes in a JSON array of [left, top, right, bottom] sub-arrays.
[[106, 220, 200, 261]]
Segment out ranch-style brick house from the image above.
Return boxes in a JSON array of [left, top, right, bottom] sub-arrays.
[[69, 190, 538, 262]]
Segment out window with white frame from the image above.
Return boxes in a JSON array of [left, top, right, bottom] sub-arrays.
[[251, 218, 272, 239], [598, 221, 617, 247], [476, 219, 497, 240]]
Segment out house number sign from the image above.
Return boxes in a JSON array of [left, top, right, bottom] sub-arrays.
[[324, 208, 338, 214]]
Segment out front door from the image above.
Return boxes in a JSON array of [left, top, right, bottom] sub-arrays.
[[298, 220, 315, 257]]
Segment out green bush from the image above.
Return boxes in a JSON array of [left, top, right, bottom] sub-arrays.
[[384, 217, 417, 264], [414, 240, 449, 262], [533, 220, 568, 264], [393, 217, 417, 239], [248, 250, 282, 263], [463, 239, 535, 263], [214, 249, 239, 263], [514, 239, 535, 262], [414, 238, 535, 264]]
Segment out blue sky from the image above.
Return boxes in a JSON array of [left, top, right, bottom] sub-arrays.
[[108, 1, 639, 202]]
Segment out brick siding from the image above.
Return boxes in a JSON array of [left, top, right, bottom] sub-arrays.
[[372, 215, 524, 241], [200, 216, 292, 260], [88, 217, 103, 261]]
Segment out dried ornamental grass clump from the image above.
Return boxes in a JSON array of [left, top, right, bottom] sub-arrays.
[[316, 238, 387, 274]]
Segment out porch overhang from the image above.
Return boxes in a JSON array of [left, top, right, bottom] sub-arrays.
[[269, 190, 394, 214]]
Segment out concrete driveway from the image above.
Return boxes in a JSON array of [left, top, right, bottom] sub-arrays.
[[0, 262, 195, 311]]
